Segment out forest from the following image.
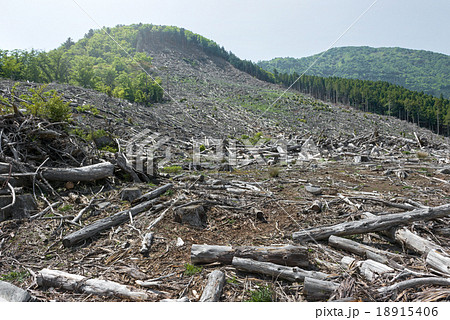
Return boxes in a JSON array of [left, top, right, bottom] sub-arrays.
[[258, 46, 450, 99], [1, 24, 450, 135]]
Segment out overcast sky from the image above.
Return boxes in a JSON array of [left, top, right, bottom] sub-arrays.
[[1, 0, 449, 61]]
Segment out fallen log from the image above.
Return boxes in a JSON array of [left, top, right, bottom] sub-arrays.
[[199, 270, 226, 302], [328, 235, 402, 260], [391, 228, 442, 256], [41, 162, 114, 182], [340, 257, 394, 281], [231, 257, 328, 282], [0, 280, 32, 302], [133, 183, 173, 203], [62, 184, 171, 247], [293, 204, 450, 242], [36, 268, 148, 300], [426, 250, 450, 275], [303, 277, 339, 301], [191, 244, 309, 267], [378, 277, 450, 295]]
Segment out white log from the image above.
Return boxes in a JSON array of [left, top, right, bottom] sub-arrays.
[[378, 277, 450, 295], [41, 162, 114, 182], [426, 250, 450, 275], [231, 257, 328, 282], [199, 270, 226, 302], [393, 228, 441, 256], [36, 268, 148, 300], [328, 235, 401, 260], [359, 259, 394, 281], [140, 232, 154, 256], [293, 204, 450, 242], [303, 277, 339, 301]]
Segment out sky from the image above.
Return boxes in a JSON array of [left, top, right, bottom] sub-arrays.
[[1, 0, 449, 62]]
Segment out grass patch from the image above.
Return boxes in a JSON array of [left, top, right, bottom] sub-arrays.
[[247, 285, 273, 302], [161, 165, 182, 174], [416, 151, 429, 159], [184, 263, 202, 276], [268, 167, 280, 178], [1, 270, 29, 282]]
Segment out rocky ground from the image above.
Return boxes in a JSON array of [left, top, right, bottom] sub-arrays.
[[1, 41, 450, 302]]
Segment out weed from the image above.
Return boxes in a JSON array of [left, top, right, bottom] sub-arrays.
[[1, 270, 29, 282], [59, 204, 73, 212], [247, 285, 273, 302], [184, 263, 202, 276], [161, 165, 182, 174], [416, 151, 429, 159], [268, 167, 280, 178]]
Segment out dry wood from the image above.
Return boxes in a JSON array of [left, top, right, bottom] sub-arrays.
[[62, 191, 170, 247], [36, 268, 148, 300], [41, 162, 114, 182], [378, 277, 450, 295], [328, 235, 401, 260], [199, 270, 226, 302], [140, 232, 154, 256], [293, 204, 450, 242], [191, 244, 309, 267], [392, 227, 441, 255], [0, 162, 11, 174], [426, 250, 450, 275], [231, 257, 328, 282], [133, 183, 173, 203], [303, 277, 339, 301]]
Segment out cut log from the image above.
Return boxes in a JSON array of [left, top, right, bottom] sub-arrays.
[[191, 244, 309, 267], [359, 259, 394, 281], [62, 195, 164, 247], [426, 250, 450, 275], [133, 183, 173, 203], [378, 277, 450, 295], [199, 270, 226, 302], [392, 228, 441, 256], [174, 205, 207, 228], [0, 162, 11, 174], [140, 232, 154, 256], [41, 162, 114, 182], [36, 268, 147, 300], [231, 257, 328, 282], [303, 277, 339, 301], [328, 235, 402, 260], [293, 204, 450, 242]]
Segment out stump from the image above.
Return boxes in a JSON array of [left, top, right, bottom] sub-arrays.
[[174, 205, 207, 228]]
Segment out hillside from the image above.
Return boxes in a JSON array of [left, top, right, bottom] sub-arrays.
[[258, 46, 450, 98], [1, 25, 450, 303]]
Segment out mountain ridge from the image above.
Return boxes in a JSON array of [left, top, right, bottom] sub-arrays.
[[257, 46, 450, 98]]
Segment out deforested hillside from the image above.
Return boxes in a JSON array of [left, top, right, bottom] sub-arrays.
[[1, 24, 450, 303]]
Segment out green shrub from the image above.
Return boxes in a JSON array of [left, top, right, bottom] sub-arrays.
[[1, 270, 29, 282], [22, 85, 71, 122]]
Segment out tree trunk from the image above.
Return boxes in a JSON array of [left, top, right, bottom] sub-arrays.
[[426, 250, 450, 275], [328, 235, 402, 260], [293, 204, 450, 242], [191, 244, 309, 267], [41, 162, 114, 182], [36, 268, 148, 300], [231, 257, 328, 282], [199, 270, 226, 302], [378, 277, 450, 295], [303, 277, 339, 301]]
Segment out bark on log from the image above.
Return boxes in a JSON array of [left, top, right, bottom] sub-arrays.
[[378, 277, 450, 295], [392, 228, 441, 256], [62, 186, 170, 247], [36, 268, 148, 300], [0, 280, 32, 302], [293, 204, 450, 242], [199, 270, 226, 302], [328, 235, 402, 260], [41, 162, 114, 182], [231, 257, 328, 282], [426, 250, 450, 275], [303, 277, 339, 301], [0, 162, 11, 174], [191, 244, 309, 267], [133, 183, 173, 203]]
